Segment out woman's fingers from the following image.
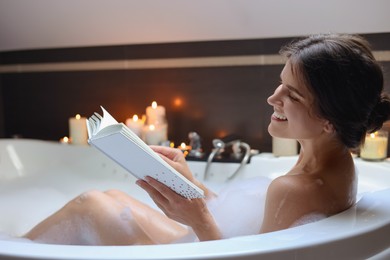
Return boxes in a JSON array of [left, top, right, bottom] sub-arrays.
[[137, 176, 191, 222], [150, 146, 179, 160], [136, 176, 184, 211], [150, 146, 185, 164], [147, 176, 184, 201], [136, 178, 167, 204], [150, 146, 195, 183]]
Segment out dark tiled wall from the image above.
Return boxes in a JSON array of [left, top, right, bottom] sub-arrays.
[[1, 33, 390, 153], [0, 77, 3, 137]]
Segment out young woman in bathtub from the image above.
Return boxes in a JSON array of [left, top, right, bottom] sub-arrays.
[[24, 34, 390, 245]]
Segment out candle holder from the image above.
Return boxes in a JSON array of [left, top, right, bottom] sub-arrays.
[[360, 130, 388, 161]]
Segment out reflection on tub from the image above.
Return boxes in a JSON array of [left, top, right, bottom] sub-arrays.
[[0, 139, 389, 260]]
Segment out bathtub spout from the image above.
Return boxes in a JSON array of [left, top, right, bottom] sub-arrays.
[[204, 136, 251, 180]]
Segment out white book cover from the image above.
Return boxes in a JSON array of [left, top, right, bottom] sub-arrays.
[[86, 106, 204, 199]]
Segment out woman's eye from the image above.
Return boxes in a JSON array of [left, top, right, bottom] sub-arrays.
[[288, 93, 299, 102], [280, 82, 300, 102]]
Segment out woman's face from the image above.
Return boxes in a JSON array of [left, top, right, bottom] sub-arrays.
[[267, 61, 327, 140]]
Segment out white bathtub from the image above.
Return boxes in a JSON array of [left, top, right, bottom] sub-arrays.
[[0, 139, 389, 260]]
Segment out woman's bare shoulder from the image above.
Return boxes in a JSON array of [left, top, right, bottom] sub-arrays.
[[260, 174, 322, 233]]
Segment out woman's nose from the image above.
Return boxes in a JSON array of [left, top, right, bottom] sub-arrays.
[[267, 85, 283, 106]]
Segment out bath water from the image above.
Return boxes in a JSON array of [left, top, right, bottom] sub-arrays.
[[0, 167, 139, 237], [0, 166, 273, 244]]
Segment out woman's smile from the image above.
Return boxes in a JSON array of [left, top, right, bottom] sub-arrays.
[[271, 112, 287, 121]]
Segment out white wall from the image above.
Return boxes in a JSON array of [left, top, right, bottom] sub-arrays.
[[0, 0, 389, 51]]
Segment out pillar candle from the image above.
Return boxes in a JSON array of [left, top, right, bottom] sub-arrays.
[[125, 114, 144, 138], [143, 124, 167, 145], [360, 131, 388, 161], [146, 101, 166, 125], [69, 114, 88, 145], [272, 137, 298, 157]]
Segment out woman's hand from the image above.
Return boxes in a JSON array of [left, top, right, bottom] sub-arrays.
[[149, 146, 214, 198], [149, 145, 195, 183]]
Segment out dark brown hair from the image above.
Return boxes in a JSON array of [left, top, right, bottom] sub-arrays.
[[280, 34, 390, 148]]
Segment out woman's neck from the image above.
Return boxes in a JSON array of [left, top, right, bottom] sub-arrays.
[[294, 138, 352, 175]]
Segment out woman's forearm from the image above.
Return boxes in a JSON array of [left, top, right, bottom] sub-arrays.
[[191, 212, 222, 241]]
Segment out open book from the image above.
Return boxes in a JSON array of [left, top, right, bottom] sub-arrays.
[[86, 106, 204, 199]]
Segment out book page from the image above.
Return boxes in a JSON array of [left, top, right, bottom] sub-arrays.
[[99, 106, 119, 131]]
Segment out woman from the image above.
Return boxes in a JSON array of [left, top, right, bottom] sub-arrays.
[[24, 34, 390, 244]]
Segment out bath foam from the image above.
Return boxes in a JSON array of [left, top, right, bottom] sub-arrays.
[[290, 213, 327, 228], [29, 216, 104, 245], [172, 176, 272, 243], [207, 176, 272, 239], [0, 186, 68, 237], [119, 207, 133, 221]]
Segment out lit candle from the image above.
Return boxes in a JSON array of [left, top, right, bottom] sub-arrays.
[[69, 114, 88, 145], [179, 142, 192, 151], [360, 131, 388, 161], [178, 142, 191, 157], [59, 136, 70, 144], [272, 137, 298, 157], [143, 124, 167, 145], [146, 101, 166, 125], [125, 114, 144, 137]]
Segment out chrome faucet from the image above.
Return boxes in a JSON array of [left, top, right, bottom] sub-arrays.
[[188, 132, 204, 158], [204, 135, 251, 181]]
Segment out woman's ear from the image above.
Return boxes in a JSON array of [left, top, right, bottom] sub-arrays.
[[323, 120, 335, 133]]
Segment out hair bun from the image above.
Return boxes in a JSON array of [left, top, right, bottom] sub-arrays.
[[367, 93, 390, 132]]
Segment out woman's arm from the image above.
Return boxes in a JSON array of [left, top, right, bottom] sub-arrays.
[[136, 146, 221, 241], [137, 177, 221, 241]]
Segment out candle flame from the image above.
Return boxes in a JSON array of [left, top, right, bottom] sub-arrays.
[[152, 101, 157, 109], [178, 142, 191, 155], [132, 114, 139, 121], [60, 136, 69, 143], [75, 114, 81, 120], [149, 124, 155, 130], [370, 133, 376, 138]]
